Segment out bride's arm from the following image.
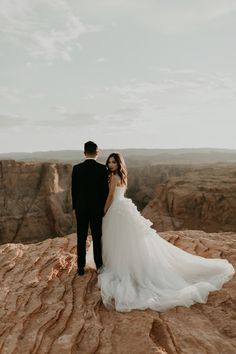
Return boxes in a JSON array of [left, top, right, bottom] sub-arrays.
[[103, 175, 118, 215]]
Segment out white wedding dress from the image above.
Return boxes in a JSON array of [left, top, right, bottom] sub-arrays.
[[89, 186, 235, 312]]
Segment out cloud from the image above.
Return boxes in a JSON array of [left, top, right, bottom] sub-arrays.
[[139, 0, 236, 33], [34, 106, 98, 127], [1, 71, 235, 134], [0, 87, 21, 103], [102, 70, 236, 129], [32, 105, 137, 129], [96, 107, 138, 128], [0, 113, 27, 127], [0, 0, 100, 63], [78, 0, 236, 34], [96, 57, 107, 63], [0, 86, 45, 103], [30, 15, 99, 63]]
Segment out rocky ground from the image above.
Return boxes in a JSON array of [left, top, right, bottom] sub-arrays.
[[0, 231, 235, 354]]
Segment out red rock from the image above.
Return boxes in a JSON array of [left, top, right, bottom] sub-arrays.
[[142, 166, 236, 232], [0, 160, 74, 244], [0, 231, 235, 353]]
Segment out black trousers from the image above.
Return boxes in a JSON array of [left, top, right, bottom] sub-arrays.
[[75, 207, 103, 270]]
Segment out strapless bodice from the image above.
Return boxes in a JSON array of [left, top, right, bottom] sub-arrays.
[[113, 186, 125, 200]]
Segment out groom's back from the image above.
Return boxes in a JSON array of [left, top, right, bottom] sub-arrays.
[[73, 160, 108, 211]]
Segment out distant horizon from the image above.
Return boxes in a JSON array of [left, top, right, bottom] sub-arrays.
[[1, 146, 236, 155]]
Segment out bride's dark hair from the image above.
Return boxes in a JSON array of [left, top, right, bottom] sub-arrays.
[[106, 153, 128, 187]]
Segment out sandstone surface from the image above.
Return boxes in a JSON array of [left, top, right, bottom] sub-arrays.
[[0, 231, 235, 354]]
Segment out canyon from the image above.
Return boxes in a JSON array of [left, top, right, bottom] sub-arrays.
[[1, 157, 236, 353], [1, 160, 236, 244]]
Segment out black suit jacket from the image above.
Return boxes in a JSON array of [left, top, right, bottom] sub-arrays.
[[71, 159, 109, 213]]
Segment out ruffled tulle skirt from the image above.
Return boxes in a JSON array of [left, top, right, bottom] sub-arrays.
[[92, 196, 235, 312]]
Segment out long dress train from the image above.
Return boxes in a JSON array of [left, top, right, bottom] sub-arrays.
[[92, 186, 235, 312]]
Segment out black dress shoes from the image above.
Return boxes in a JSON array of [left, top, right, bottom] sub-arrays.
[[78, 268, 85, 276]]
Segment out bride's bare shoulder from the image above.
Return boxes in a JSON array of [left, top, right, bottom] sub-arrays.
[[110, 174, 122, 186]]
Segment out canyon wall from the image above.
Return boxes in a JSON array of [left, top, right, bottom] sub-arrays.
[[0, 160, 75, 244], [1, 160, 236, 245], [142, 165, 236, 232]]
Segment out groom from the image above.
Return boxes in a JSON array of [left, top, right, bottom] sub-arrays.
[[71, 141, 109, 275]]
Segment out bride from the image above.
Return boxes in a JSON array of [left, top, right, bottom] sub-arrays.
[[89, 153, 235, 312]]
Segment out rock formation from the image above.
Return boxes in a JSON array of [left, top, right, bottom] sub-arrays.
[[0, 160, 75, 244], [1, 160, 236, 245], [142, 165, 236, 232], [0, 231, 235, 354], [127, 164, 192, 210]]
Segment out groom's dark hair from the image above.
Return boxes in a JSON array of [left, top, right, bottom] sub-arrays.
[[84, 141, 98, 154]]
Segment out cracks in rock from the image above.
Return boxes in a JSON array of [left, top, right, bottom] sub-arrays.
[[149, 314, 182, 354], [71, 271, 104, 353], [1, 232, 236, 353], [0, 240, 71, 353], [11, 163, 49, 243], [0, 162, 9, 219]]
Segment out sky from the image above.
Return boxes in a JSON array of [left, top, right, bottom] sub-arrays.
[[0, 0, 236, 153]]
